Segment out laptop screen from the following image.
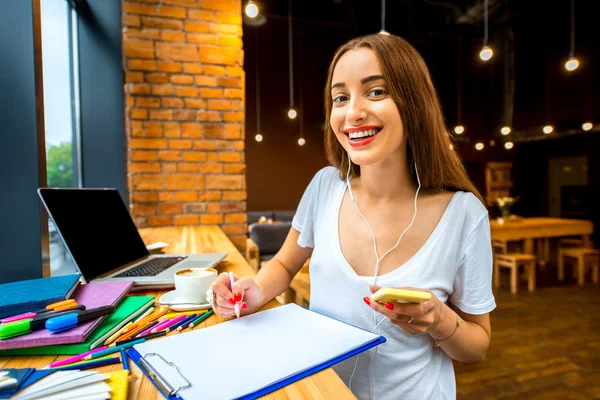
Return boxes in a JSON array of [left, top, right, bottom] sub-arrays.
[[39, 188, 150, 281]]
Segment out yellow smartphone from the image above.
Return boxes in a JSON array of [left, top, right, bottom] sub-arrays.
[[370, 288, 432, 304]]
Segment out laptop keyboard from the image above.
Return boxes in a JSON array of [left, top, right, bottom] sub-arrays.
[[114, 256, 187, 278]]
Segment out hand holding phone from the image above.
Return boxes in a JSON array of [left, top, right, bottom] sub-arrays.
[[370, 287, 432, 304]]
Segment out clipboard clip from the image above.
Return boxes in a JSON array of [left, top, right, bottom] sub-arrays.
[[139, 353, 191, 398]]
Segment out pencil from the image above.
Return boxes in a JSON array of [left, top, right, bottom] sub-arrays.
[[167, 313, 197, 333], [152, 314, 187, 334], [114, 330, 167, 347], [85, 339, 145, 360], [133, 307, 155, 323], [104, 322, 133, 346], [174, 313, 198, 332], [55, 356, 120, 371], [187, 309, 214, 329], [160, 311, 190, 322], [117, 321, 155, 342], [48, 346, 108, 368], [120, 348, 129, 371], [136, 308, 167, 326]]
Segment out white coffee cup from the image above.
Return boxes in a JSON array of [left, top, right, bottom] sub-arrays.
[[173, 268, 218, 304]]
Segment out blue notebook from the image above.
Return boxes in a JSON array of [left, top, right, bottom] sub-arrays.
[[0, 274, 80, 319], [126, 304, 386, 399]]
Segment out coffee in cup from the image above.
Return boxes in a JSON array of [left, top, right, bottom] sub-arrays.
[[173, 268, 218, 304]]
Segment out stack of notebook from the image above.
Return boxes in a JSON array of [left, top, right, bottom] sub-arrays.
[[0, 276, 154, 355], [0, 368, 128, 400]]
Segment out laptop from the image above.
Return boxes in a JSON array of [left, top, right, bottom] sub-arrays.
[[38, 188, 227, 288]]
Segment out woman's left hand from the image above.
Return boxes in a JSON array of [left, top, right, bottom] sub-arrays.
[[364, 285, 446, 335]]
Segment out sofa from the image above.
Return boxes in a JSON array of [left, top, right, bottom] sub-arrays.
[[245, 210, 295, 271]]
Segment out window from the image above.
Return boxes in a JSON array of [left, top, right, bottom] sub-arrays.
[[41, 0, 81, 275]]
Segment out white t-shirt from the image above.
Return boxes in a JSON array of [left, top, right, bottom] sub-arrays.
[[291, 167, 496, 400]]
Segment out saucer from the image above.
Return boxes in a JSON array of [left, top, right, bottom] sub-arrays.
[[158, 290, 213, 312]]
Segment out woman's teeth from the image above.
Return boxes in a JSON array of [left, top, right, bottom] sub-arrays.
[[349, 129, 380, 140]]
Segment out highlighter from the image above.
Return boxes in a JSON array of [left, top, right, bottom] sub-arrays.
[[45, 305, 115, 333], [0, 305, 87, 340]]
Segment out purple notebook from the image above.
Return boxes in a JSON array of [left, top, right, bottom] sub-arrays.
[[0, 281, 133, 351]]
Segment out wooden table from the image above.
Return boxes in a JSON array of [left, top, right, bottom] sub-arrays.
[[0, 226, 354, 400], [490, 217, 593, 256]]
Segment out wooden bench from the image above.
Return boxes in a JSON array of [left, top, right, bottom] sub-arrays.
[[558, 247, 599, 285], [494, 253, 537, 294]]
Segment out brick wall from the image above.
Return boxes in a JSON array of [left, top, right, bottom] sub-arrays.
[[122, 0, 247, 250]]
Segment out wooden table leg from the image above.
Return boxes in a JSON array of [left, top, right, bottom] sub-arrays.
[[582, 235, 592, 249], [524, 239, 534, 255]]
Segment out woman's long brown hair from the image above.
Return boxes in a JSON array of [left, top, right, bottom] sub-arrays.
[[324, 34, 484, 204]]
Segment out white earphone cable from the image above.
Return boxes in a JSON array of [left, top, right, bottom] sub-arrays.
[[345, 153, 421, 399]]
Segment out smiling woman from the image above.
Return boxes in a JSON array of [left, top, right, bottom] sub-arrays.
[[211, 33, 495, 400]]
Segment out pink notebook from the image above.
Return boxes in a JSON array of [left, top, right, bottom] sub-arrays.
[[0, 280, 133, 350]]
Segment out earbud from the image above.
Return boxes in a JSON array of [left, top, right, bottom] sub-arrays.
[[346, 152, 355, 202], [346, 153, 421, 400]]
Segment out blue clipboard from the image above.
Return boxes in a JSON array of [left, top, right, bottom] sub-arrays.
[[127, 335, 386, 400]]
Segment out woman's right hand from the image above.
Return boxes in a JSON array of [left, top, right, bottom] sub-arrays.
[[210, 273, 264, 318]]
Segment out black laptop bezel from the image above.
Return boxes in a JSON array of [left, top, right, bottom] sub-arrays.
[[38, 188, 151, 283]]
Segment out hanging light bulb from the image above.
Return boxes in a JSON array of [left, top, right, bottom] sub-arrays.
[[479, 0, 493, 61], [564, 1, 578, 72], [479, 46, 493, 61], [379, 30, 390, 35], [475, 142, 484, 151], [245, 1, 259, 18], [298, 138, 305, 146], [543, 125, 553, 134], [565, 57, 579, 71], [449, 144, 454, 150], [453, 125, 464, 135], [255, 133, 263, 142], [501, 126, 511, 135], [504, 142, 514, 150], [287, 108, 297, 119], [582, 122, 593, 131]]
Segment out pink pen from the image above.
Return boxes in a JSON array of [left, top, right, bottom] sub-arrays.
[[1, 313, 37, 324], [229, 272, 240, 318], [48, 346, 107, 368]]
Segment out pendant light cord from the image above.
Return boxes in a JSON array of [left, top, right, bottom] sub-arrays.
[[255, 28, 261, 134], [569, 0, 575, 57], [381, 0, 386, 31], [288, 0, 294, 108], [483, 0, 489, 46]]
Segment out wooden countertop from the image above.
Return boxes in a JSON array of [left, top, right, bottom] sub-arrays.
[[0, 226, 354, 400]]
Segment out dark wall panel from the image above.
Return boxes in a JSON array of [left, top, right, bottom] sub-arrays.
[[0, 1, 44, 283], [77, 0, 126, 201]]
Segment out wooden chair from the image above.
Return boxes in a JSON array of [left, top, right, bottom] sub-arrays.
[[494, 253, 537, 294], [245, 238, 260, 273], [558, 238, 585, 249], [558, 248, 599, 286], [279, 260, 311, 308]]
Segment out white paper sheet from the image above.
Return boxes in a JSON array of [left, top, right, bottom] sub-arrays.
[[133, 303, 383, 399]]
